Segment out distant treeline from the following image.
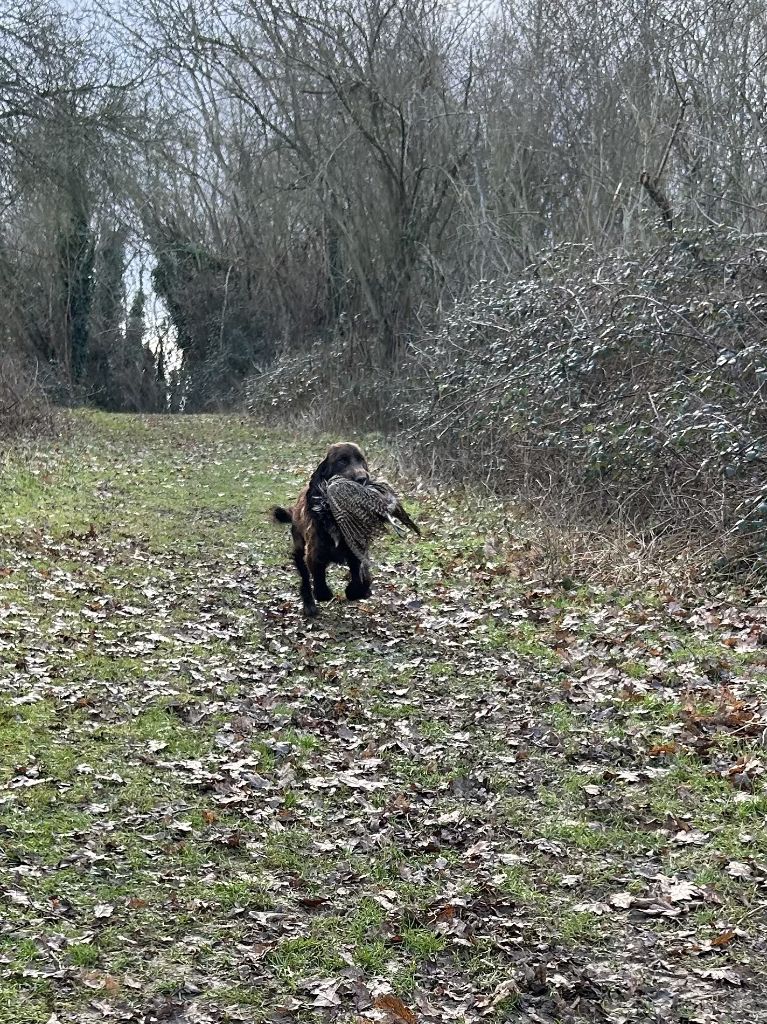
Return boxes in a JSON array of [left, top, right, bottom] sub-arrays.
[[1, 0, 766, 414]]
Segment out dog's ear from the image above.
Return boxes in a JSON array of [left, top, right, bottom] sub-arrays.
[[308, 454, 331, 494]]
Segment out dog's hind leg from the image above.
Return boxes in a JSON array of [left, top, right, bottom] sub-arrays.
[[345, 555, 372, 601]]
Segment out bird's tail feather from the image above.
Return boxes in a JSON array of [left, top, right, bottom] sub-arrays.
[[392, 507, 420, 536]]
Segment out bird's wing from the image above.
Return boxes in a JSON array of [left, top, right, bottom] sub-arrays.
[[368, 479, 421, 536], [322, 477, 420, 556], [324, 478, 386, 558]]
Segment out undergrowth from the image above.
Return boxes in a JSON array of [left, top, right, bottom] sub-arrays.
[[246, 229, 767, 577]]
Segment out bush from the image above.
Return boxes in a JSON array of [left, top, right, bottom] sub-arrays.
[[246, 229, 767, 567], [0, 354, 58, 439]]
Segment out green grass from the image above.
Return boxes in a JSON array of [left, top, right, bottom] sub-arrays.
[[0, 411, 765, 1022], [267, 936, 346, 983], [68, 944, 100, 967], [486, 620, 560, 665], [207, 878, 273, 910]]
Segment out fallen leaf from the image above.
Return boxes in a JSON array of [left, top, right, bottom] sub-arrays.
[[672, 829, 709, 846], [572, 900, 611, 915], [725, 860, 753, 879], [80, 971, 105, 990], [666, 881, 701, 903], [6, 889, 30, 907], [710, 930, 737, 948], [648, 743, 677, 756], [374, 993, 418, 1024], [560, 874, 582, 888], [609, 891, 634, 909], [693, 966, 742, 985]]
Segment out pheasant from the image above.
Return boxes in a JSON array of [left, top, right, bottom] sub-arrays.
[[312, 476, 420, 560]]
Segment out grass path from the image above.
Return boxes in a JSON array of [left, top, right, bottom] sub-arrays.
[[0, 412, 765, 1024]]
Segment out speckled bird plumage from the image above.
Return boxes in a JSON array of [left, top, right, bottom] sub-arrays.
[[312, 476, 420, 560]]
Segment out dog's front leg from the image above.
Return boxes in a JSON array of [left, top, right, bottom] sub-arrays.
[[345, 555, 372, 601], [306, 533, 333, 605], [310, 558, 334, 603], [293, 547, 318, 617]]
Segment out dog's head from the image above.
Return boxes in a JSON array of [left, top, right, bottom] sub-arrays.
[[309, 442, 369, 493]]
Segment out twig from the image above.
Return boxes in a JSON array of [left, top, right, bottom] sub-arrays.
[[219, 263, 233, 351], [640, 95, 688, 231]]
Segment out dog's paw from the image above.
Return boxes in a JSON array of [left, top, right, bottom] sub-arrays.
[[345, 582, 372, 601], [314, 584, 334, 602], [303, 602, 319, 618]]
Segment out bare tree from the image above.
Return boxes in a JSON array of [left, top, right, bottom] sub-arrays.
[[3, 0, 766, 409]]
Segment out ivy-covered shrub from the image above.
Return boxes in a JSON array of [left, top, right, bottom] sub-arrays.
[[247, 229, 767, 559]]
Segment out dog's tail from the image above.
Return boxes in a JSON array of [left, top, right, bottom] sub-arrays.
[[271, 506, 293, 526]]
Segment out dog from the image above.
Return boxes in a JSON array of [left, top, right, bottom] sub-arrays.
[[272, 442, 373, 617]]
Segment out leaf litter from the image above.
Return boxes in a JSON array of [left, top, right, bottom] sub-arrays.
[[0, 413, 765, 1023]]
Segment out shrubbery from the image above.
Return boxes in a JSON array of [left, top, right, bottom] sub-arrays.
[[247, 230, 767, 565], [0, 354, 58, 440]]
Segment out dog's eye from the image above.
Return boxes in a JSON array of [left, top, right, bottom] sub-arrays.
[[336, 457, 347, 468]]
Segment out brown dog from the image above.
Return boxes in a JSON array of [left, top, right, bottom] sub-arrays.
[[272, 442, 373, 616]]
